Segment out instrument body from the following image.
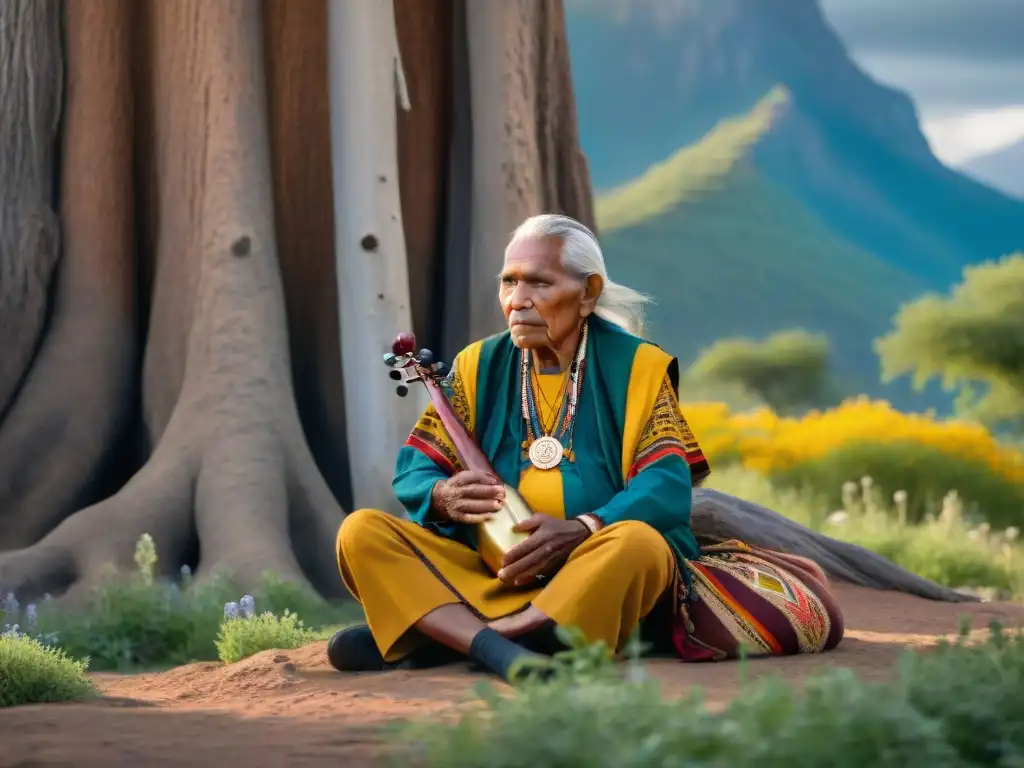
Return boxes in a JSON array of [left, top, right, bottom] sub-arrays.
[[385, 335, 529, 576]]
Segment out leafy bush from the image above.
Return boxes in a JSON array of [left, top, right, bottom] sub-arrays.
[[682, 397, 1024, 526], [773, 440, 1024, 528], [2, 535, 357, 671], [215, 594, 319, 664], [0, 629, 96, 708], [398, 624, 1024, 767], [686, 329, 837, 414], [707, 466, 1024, 597]]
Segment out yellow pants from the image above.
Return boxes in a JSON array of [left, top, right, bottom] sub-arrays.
[[336, 510, 676, 661]]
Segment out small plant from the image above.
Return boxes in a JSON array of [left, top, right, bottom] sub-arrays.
[[0, 631, 96, 708], [215, 594, 318, 664], [134, 533, 158, 585]]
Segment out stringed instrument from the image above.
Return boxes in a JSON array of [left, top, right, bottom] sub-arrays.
[[385, 332, 530, 576]]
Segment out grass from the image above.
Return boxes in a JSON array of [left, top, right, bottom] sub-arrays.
[[594, 91, 929, 403], [397, 620, 1024, 767], [708, 465, 1024, 598]]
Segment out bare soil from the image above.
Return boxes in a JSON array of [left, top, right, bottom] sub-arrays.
[[3, 584, 1022, 767]]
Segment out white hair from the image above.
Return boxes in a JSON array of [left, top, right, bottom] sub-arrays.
[[505, 214, 652, 337]]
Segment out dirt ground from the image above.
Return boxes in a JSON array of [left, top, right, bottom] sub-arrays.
[[2, 583, 1023, 767]]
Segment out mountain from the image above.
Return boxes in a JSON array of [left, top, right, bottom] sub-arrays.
[[962, 140, 1024, 199], [566, 0, 1024, 407]]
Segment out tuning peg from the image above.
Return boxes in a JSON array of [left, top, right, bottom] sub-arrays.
[[418, 348, 435, 366], [392, 332, 416, 357], [383, 352, 398, 367]]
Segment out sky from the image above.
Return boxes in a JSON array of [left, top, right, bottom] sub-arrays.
[[820, 0, 1024, 166]]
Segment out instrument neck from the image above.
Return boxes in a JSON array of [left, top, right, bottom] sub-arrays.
[[422, 376, 493, 475]]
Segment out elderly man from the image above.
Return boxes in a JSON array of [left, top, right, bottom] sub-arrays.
[[330, 214, 843, 681]]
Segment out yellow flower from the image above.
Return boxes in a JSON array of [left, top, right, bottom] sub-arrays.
[[679, 398, 1024, 483]]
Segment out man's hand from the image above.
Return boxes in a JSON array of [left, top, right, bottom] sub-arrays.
[[431, 471, 505, 524], [497, 514, 589, 587]]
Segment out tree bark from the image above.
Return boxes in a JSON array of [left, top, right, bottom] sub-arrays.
[[263, 0, 351, 509], [0, 0, 136, 551], [0, 0, 343, 601], [328, 0, 421, 512], [394, 0, 455, 352], [463, 0, 596, 341], [0, 0, 62, 433]]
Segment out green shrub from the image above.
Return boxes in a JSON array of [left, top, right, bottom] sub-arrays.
[[215, 605, 318, 664], [398, 625, 1024, 767], [0, 631, 96, 708], [771, 440, 1024, 528], [899, 622, 1024, 765], [707, 466, 1024, 597], [8, 535, 357, 671]]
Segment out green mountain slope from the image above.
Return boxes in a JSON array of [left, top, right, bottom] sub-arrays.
[[596, 93, 929, 400], [568, 0, 1024, 293]]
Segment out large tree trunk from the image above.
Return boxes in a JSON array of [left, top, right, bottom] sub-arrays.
[[263, 0, 351, 510], [463, 0, 595, 342], [0, 0, 135, 551], [328, 0, 420, 513], [0, 1, 63, 426], [0, 0, 969, 607], [0, 0, 342, 601]]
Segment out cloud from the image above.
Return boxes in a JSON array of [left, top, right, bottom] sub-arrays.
[[820, 0, 1024, 112], [922, 106, 1024, 165]]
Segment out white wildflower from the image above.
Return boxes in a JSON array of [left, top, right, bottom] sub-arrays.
[[825, 510, 848, 527]]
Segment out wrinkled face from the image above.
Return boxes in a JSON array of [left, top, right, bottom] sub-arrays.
[[498, 235, 598, 350]]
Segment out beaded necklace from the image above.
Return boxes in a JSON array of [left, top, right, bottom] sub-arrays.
[[518, 321, 589, 470]]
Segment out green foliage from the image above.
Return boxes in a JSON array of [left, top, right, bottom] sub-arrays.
[[687, 329, 836, 414], [31, 568, 237, 671], [898, 622, 1024, 764], [0, 632, 96, 708], [400, 621, 1024, 767], [11, 535, 357, 671], [216, 609, 318, 664], [707, 466, 1024, 597], [877, 253, 1024, 430], [770, 440, 1024, 529]]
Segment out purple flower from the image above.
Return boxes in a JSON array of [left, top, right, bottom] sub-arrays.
[[1, 592, 18, 617], [224, 601, 240, 620], [239, 594, 255, 619], [25, 604, 37, 627]]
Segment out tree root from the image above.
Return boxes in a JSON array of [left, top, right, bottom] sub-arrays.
[[691, 488, 978, 603], [0, 413, 344, 603]]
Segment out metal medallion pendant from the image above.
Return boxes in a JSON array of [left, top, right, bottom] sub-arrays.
[[528, 436, 564, 470]]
